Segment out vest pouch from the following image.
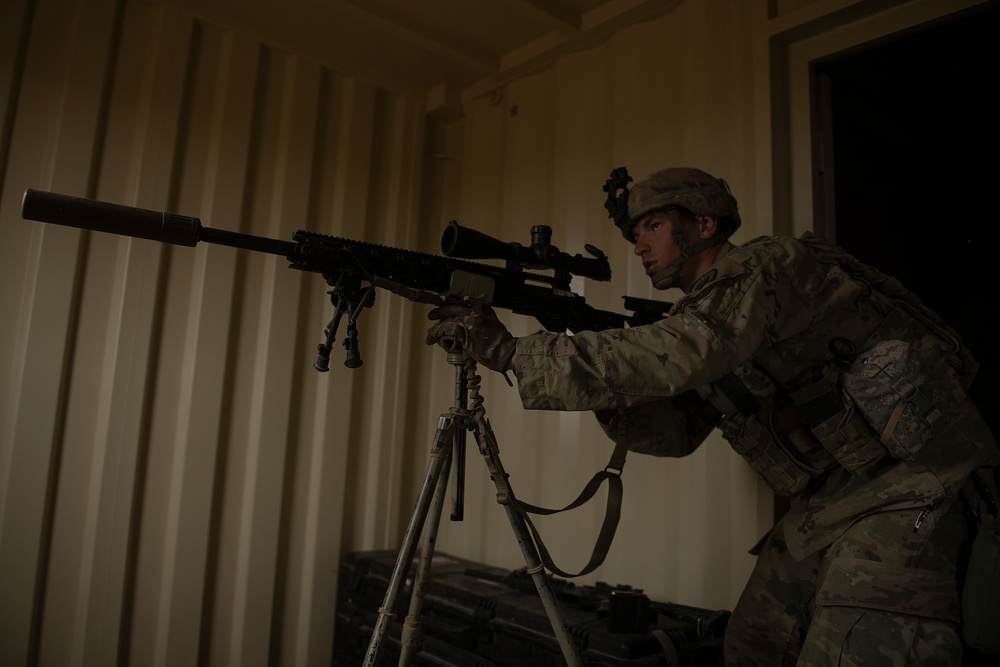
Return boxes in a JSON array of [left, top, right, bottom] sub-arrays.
[[794, 384, 886, 473], [720, 413, 811, 496], [842, 339, 955, 461]]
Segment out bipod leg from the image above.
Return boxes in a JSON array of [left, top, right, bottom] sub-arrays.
[[362, 413, 459, 667], [472, 404, 584, 665]]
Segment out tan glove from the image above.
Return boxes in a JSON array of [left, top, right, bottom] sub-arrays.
[[425, 303, 516, 373]]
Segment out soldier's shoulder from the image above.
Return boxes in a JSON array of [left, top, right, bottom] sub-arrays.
[[729, 234, 805, 261], [725, 235, 822, 281], [696, 235, 800, 285], [677, 238, 811, 314]]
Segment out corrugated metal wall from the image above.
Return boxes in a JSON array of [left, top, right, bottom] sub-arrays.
[[2, 0, 974, 665], [1, 1, 430, 664]]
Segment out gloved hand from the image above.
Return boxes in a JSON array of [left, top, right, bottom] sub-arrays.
[[426, 303, 517, 373]]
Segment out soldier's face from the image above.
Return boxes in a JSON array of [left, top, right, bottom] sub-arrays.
[[631, 210, 688, 289]]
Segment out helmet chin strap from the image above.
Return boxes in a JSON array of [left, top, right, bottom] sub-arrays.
[[649, 263, 681, 286], [649, 235, 721, 288]]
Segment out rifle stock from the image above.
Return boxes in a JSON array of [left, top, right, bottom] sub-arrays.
[[21, 189, 670, 369]]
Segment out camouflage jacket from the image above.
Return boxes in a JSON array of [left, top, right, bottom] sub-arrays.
[[513, 234, 998, 558]]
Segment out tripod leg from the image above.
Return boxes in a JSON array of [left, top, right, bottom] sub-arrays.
[[362, 414, 456, 667], [475, 419, 585, 667], [397, 428, 454, 665]]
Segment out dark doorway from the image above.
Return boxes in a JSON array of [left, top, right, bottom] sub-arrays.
[[816, 2, 1000, 436]]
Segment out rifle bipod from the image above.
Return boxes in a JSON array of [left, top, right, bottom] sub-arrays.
[[362, 337, 583, 667]]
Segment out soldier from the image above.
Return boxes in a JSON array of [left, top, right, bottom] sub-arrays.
[[426, 167, 999, 665]]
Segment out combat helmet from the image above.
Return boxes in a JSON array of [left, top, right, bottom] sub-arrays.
[[604, 166, 741, 242]]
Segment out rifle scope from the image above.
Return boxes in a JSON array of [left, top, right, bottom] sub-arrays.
[[440, 221, 611, 282]]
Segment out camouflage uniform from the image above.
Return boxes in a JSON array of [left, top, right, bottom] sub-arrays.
[[512, 233, 999, 665]]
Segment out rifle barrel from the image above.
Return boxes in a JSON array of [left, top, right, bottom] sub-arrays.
[[21, 189, 295, 257]]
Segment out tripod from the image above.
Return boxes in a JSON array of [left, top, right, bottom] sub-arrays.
[[361, 339, 584, 666]]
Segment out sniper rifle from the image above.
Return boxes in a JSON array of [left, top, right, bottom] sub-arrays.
[[20, 189, 670, 370]]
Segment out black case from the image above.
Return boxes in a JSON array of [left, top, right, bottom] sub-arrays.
[[333, 550, 728, 666]]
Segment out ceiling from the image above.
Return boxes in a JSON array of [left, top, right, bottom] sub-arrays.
[[158, 0, 681, 106]]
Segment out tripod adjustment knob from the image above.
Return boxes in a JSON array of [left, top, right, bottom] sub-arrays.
[[439, 336, 465, 365]]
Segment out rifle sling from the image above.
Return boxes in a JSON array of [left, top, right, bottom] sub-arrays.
[[506, 439, 628, 579]]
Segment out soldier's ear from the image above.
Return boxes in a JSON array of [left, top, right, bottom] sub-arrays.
[[696, 215, 718, 239]]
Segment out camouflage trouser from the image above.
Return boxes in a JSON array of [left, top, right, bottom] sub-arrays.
[[724, 499, 970, 666]]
